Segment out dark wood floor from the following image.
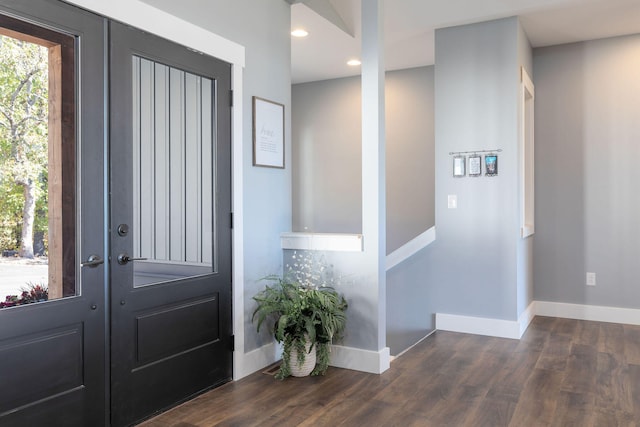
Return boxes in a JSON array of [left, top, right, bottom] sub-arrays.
[[140, 316, 640, 426]]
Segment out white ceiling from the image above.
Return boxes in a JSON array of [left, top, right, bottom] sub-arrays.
[[291, 0, 640, 84]]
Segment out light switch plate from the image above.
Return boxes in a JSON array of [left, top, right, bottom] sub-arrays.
[[586, 272, 596, 286], [448, 194, 457, 209]]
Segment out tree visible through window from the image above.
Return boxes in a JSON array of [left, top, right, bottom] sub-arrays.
[[0, 34, 49, 305], [0, 19, 75, 307], [0, 35, 49, 259]]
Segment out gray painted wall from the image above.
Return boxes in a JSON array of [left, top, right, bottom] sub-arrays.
[[428, 17, 523, 321], [388, 18, 531, 354], [533, 34, 640, 309], [140, 0, 292, 351], [291, 77, 362, 234], [386, 67, 435, 253], [291, 66, 435, 253], [387, 18, 529, 351]]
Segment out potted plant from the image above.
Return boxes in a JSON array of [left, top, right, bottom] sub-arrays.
[[252, 252, 348, 379]]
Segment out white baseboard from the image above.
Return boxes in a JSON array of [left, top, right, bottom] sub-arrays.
[[329, 345, 391, 374], [436, 301, 640, 341], [436, 313, 522, 339], [234, 342, 278, 380], [235, 301, 640, 380], [436, 302, 536, 340], [534, 301, 640, 325], [518, 302, 536, 336], [234, 342, 391, 379]]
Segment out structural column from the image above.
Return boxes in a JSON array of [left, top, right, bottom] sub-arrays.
[[361, 0, 388, 359]]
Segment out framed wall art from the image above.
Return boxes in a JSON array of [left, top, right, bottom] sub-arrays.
[[485, 154, 498, 176], [253, 96, 285, 168], [453, 155, 465, 177], [468, 154, 482, 177]]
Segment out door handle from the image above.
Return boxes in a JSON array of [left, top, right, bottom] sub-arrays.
[[81, 254, 104, 268], [117, 253, 148, 265]]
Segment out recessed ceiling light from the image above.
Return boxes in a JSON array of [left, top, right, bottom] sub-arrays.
[[291, 29, 309, 38], [347, 59, 361, 66]]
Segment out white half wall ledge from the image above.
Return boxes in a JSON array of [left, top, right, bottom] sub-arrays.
[[281, 232, 363, 252]]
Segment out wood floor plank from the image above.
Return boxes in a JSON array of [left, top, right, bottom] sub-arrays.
[[463, 397, 516, 427], [628, 363, 640, 421], [549, 391, 594, 427], [560, 343, 598, 394], [574, 319, 600, 346], [623, 324, 640, 365], [598, 322, 625, 354], [140, 317, 640, 427], [551, 317, 578, 336], [486, 350, 542, 403], [595, 351, 633, 414], [535, 332, 571, 372], [509, 395, 557, 427], [530, 315, 556, 332]]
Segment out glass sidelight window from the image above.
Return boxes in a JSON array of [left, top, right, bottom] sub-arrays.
[[0, 18, 76, 307], [131, 56, 216, 287]]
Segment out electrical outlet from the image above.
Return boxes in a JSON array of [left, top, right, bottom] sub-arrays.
[[586, 272, 596, 286]]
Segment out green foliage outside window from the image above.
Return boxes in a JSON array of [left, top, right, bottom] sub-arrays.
[[0, 35, 49, 256]]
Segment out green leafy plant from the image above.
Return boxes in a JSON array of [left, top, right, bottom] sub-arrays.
[[252, 253, 347, 379]]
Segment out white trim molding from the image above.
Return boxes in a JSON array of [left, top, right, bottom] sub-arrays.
[[534, 301, 640, 325], [436, 313, 522, 340], [386, 226, 436, 271], [436, 302, 536, 340], [231, 65, 247, 380], [238, 342, 390, 377], [329, 345, 391, 374], [436, 300, 640, 341], [281, 232, 363, 252], [518, 302, 536, 337], [65, 0, 245, 67], [235, 343, 279, 379]]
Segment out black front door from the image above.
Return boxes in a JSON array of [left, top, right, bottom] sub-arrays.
[[0, 1, 107, 425], [109, 22, 233, 426]]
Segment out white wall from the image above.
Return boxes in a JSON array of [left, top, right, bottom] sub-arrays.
[[533, 34, 640, 309]]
